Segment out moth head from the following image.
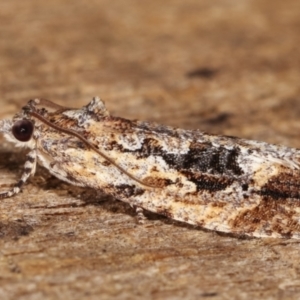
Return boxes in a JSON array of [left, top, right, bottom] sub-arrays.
[[0, 97, 109, 146]]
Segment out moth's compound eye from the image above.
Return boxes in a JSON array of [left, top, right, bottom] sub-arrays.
[[12, 120, 34, 142]]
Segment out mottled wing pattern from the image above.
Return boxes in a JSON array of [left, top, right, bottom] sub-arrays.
[[1, 97, 300, 238]]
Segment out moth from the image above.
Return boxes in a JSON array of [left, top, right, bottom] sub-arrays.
[[1, 97, 300, 239]]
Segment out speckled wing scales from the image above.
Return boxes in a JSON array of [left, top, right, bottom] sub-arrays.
[[1, 97, 300, 239]]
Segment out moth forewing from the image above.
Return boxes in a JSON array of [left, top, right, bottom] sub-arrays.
[[1, 97, 300, 239]]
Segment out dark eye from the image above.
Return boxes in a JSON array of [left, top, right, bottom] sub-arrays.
[[12, 120, 34, 142]]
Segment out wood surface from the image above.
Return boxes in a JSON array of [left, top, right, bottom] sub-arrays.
[[0, 0, 300, 299]]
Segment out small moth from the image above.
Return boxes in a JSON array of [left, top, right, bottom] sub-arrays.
[[1, 97, 300, 239]]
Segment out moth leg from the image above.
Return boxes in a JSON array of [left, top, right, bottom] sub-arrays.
[[0, 150, 37, 199], [135, 206, 147, 224]]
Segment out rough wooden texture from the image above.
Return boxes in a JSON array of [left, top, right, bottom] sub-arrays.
[[0, 0, 300, 299]]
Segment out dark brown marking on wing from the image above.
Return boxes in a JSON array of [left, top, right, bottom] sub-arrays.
[[232, 172, 300, 236], [232, 197, 300, 238], [143, 177, 173, 188], [178, 143, 243, 176], [104, 117, 137, 133], [181, 171, 234, 192], [107, 138, 244, 177], [259, 172, 300, 200]]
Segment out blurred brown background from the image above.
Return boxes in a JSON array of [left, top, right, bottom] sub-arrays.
[[0, 0, 300, 299]]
